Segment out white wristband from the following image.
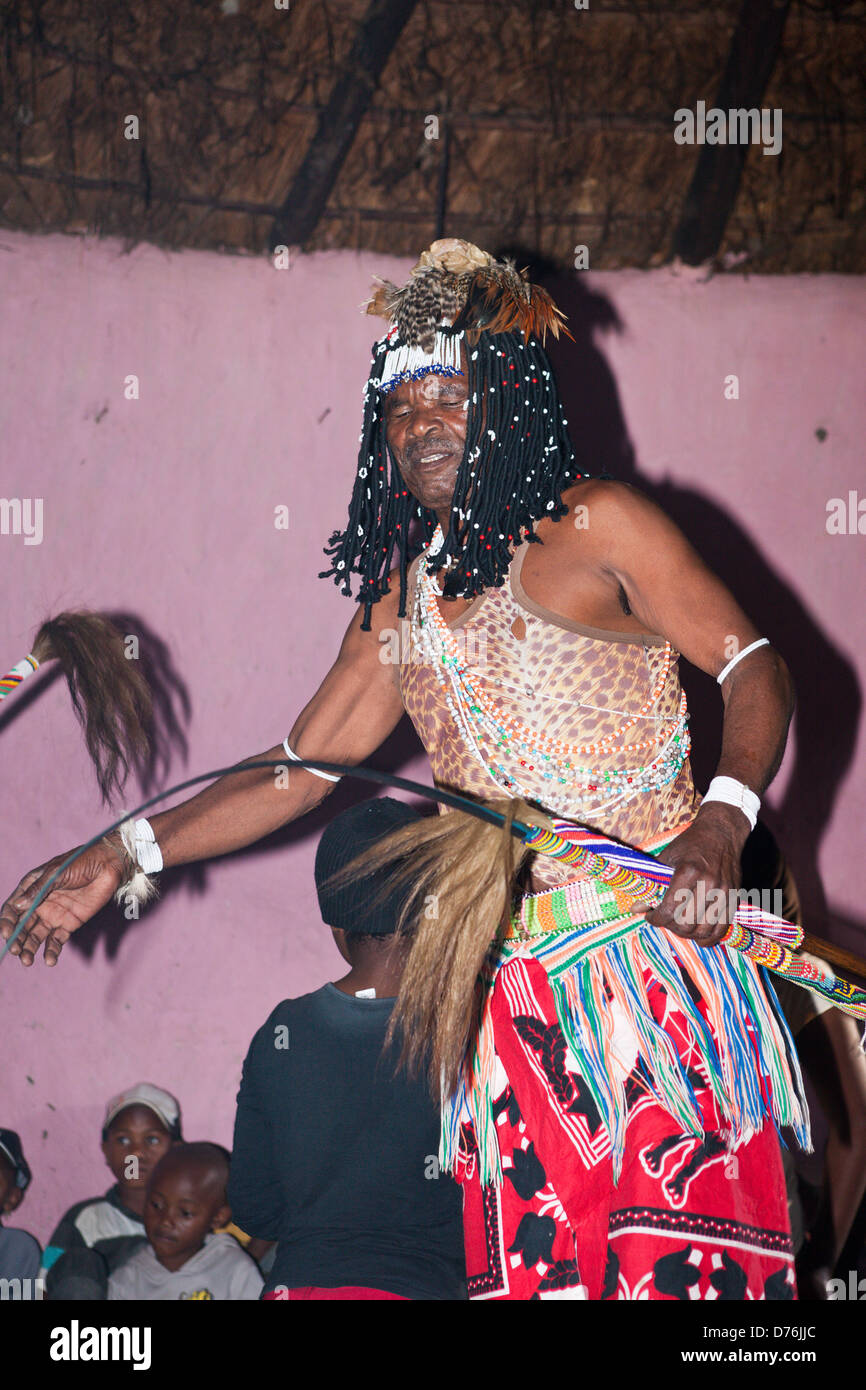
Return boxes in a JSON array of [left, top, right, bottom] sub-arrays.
[[120, 817, 164, 873], [716, 637, 770, 686], [113, 816, 162, 912], [282, 737, 342, 783], [701, 776, 760, 831]]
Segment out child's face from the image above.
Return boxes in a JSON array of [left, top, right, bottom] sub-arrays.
[[101, 1105, 173, 1193], [0, 1155, 22, 1217], [144, 1165, 228, 1272]]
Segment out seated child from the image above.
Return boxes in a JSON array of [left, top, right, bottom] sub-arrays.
[[41, 1082, 181, 1299], [0, 1129, 41, 1293], [108, 1143, 263, 1300]]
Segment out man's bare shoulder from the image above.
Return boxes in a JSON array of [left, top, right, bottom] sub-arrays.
[[556, 478, 679, 555], [561, 477, 664, 525]]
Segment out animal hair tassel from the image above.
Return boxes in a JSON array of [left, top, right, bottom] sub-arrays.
[[1, 611, 152, 803]]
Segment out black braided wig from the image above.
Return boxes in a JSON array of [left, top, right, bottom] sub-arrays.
[[320, 326, 590, 631]]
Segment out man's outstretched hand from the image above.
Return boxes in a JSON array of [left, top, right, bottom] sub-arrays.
[[0, 840, 128, 967], [644, 802, 750, 948]]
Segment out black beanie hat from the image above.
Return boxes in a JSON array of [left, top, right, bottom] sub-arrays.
[[314, 797, 425, 937]]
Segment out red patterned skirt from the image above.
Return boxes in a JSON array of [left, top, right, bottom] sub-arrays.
[[457, 955, 796, 1301]]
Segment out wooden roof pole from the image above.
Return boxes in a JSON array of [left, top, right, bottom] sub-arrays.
[[671, 0, 792, 266], [269, 0, 420, 251]]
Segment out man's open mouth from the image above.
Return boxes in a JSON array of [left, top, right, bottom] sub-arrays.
[[413, 449, 454, 468]]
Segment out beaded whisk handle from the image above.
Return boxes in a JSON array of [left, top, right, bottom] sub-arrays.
[[0, 655, 40, 701]]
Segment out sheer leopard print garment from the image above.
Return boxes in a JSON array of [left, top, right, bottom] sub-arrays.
[[396, 541, 701, 893]]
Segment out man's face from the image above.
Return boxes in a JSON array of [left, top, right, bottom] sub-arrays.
[[382, 357, 470, 516]]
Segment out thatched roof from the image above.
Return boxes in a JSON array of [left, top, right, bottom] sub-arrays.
[[1, 0, 863, 272]]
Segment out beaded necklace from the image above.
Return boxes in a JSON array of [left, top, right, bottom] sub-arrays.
[[411, 527, 691, 818]]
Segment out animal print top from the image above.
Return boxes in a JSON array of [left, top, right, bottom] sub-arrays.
[[395, 539, 701, 892]]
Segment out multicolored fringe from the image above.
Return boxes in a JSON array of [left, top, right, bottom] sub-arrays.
[[440, 824, 812, 1188], [0, 654, 39, 701]]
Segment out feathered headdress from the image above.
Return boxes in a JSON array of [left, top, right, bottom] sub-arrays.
[[363, 239, 572, 391]]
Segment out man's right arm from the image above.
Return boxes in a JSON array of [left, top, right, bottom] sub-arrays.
[[0, 586, 408, 966]]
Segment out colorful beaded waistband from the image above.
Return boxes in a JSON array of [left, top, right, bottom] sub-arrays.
[[507, 873, 648, 942]]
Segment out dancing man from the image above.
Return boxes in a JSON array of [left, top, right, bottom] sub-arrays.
[[2, 239, 805, 1300]]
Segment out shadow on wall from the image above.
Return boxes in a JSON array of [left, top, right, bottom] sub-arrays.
[[534, 258, 863, 955]]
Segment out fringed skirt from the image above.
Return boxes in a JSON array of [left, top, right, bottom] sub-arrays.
[[441, 856, 808, 1300]]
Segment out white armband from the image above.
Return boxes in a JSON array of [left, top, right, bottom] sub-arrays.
[[716, 638, 770, 686], [282, 738, 342, 783]]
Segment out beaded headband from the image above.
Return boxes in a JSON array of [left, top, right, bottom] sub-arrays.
[[372, 324, 465, 395]]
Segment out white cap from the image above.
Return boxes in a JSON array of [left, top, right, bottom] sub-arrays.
[[103, 1082, 181, 1135]]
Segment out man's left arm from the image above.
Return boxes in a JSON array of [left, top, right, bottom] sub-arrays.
[[589, 483, 795, 946]]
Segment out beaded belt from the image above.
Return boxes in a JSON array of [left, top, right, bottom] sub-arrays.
[[508, 875, 648, 942]]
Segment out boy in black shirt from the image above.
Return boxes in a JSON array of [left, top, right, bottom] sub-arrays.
[[229, 798, 466, 1300]]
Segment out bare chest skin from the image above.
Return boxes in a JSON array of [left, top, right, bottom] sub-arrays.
[[432, 487, 657, 638]]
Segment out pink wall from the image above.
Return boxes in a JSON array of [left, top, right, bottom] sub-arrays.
[[1, 231, 863, 1242]]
